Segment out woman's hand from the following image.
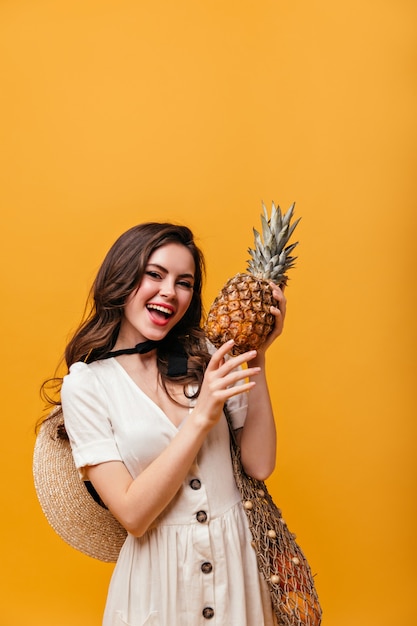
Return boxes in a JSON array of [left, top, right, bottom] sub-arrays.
[[257, 282, 287, 355], [193, 340, 260, 428]]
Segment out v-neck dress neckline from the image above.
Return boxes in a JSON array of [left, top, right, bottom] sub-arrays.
[[111, 356, 192, 431]]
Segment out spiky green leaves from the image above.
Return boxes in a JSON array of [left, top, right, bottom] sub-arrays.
[[246, 201, 300, 283]]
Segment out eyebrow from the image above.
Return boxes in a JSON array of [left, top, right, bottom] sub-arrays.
[[146, 263, 195, 280]]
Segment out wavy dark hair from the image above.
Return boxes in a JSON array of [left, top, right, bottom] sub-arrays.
[[41, 222, 211, 408]]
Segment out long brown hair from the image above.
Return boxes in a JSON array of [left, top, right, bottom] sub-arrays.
[[42, 222, 210, 407]]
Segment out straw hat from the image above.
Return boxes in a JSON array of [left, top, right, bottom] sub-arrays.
[[33, 406, 127, 562]]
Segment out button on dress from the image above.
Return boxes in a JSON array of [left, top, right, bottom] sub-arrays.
[[61, 359, 277, 626]]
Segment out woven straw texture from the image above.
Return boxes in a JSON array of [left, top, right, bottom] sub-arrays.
[[225, 406, 322, 626], [33, 406, 127, 562]]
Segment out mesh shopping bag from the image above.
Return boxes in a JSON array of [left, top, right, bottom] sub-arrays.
[[224, 404, 322, 626]]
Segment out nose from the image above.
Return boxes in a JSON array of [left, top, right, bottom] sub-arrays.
[[159, 277, 176, 298]]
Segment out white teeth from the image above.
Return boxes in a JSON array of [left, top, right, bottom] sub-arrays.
[[147, 304, 173, 316]]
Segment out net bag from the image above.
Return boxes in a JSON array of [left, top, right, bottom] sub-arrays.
[[224, 404, 322, 626]]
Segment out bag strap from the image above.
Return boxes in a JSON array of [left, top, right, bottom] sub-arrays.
[[223, 402, 239, 448]]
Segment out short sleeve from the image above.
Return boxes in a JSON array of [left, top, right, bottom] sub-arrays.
[[61, 361, 122, 478], [225, 382, 248, 430]]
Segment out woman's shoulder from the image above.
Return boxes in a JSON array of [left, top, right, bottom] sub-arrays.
[[62, 359, 116, 394], [61, 360, 119, 415]]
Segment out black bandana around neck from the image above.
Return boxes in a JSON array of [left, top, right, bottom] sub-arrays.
[[102, 339, 160, 358], [99, 339, 188, 377]]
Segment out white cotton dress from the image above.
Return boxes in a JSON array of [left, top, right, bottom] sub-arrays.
[[61, 358, 277, 626]]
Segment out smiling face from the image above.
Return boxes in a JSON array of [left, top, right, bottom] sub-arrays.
[[116, 243, 196, 347]]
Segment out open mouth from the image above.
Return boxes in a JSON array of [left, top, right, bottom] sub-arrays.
[[146, 303, 175, 322]]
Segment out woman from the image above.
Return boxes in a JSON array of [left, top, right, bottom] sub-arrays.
[[58, 222, 286, 626]]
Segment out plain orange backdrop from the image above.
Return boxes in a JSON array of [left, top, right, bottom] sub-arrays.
[[0, 1, 416, 625]]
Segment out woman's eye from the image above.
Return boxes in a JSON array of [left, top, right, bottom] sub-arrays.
[[146, 271, 161, 279], [177, 280, 193, 289]]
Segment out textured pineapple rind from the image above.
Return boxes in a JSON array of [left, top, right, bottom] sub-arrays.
[[205, 273, 278, 355]]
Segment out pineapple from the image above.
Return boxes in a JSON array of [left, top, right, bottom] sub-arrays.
[[205, 202, 300, 355]]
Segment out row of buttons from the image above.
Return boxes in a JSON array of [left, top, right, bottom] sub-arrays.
[[191, 478, 208, 526], [189, 478, 214, 619]]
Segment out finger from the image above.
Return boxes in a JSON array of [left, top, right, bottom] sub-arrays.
[[219, 350, 258, 378], [269, 284, 286, 317], [209, 378, 257, 404], [222, 380, 257, 399], [270, 282, 286, 302], [269, 300, 284, 320], [208, 343, 259, 374], [206, 340, 235, 369], [220, 365, 261, 388], [270, 306, 282, 320], [277, 299, 286, 320]]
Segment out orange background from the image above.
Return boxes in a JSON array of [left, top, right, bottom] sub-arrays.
[[1, 1, 416, 624]]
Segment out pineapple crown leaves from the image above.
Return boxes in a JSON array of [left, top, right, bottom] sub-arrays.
[[246, 201, 300, 282]]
